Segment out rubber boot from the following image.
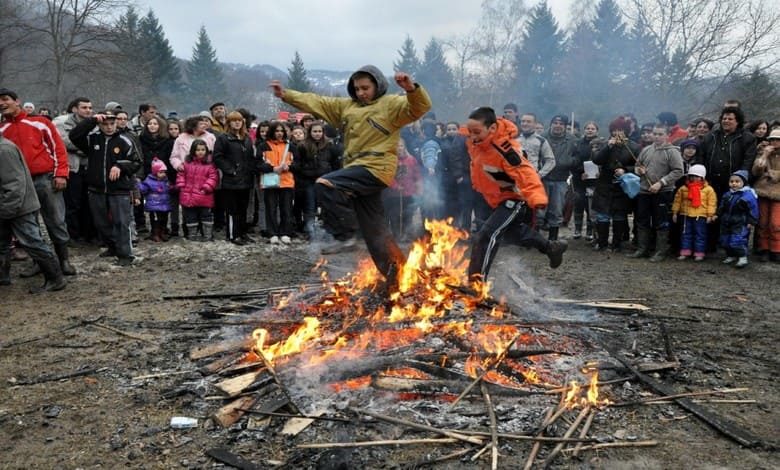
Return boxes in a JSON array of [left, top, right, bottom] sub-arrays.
[[649, 230, 671, 262], [54, 243, 77, 276], [594, 222, 610, 251], [610, 220, 627, 252], [29, 256, 66, 294], [0, 254, 11, 285], [626, 227, 651, 258], [548, 227, 559, 241], [201, 222, 214, 242], [185, 223, 201, 241], [546, 240, 568, 268], [150, 221, 162, 242], [19, 259, 42, 278]]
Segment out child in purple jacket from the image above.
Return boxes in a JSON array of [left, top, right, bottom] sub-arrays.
[[137, 159, 172, 242]]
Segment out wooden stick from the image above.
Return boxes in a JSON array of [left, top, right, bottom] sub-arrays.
[[611, 388, 749, 407], [131, 369, 197, 381], [89, 322, 154, 343], [481, 383, 499, 470], [524, 406, 555, 470], [643, 399, 757, 405], [470, 444, 491, 462], [348, 407, 483, 445], [445, 430, 597, 443], [236, 409, 350, 422], [449, 332, 522, 409], [14, 367, 103, 386], [541, 406, 591, 469], [298, 438, 459, 449], [412, 447, 472, 467], [562, 440, 659, 453], [573, 409, 595, 457]]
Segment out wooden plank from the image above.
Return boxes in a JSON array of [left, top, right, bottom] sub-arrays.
[[281, 408, 326, 436], [215, 371, 265, 397], [199, 353, 243, 375], [190, 338, 249, 360], [212, 395, 258, 428]]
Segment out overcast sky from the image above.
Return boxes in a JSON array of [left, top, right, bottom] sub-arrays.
[[134, 0, 573, 72]]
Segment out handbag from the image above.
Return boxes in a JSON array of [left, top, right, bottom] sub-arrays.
[[618, 172, 641, 199], [261, 142, 289, 188]]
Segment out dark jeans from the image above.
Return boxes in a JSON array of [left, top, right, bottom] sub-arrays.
[[468, 200, 548, 278], [264, 188, 294, 236], [223, 188, 251, 240], [636, 191, 674, 231], [32, 174, 70, 246], [680, 216, 708, 255], [213, 189, 226, 228], [64, 167, 95, 240], [316, 166, 404, 277], [294, 184, 317, 233], [133, 198, 146, 229], [183, 206, 213, 225], [0, 212, 58, 265], [383, 193, 417, 240], [89, 192, 133, 258]]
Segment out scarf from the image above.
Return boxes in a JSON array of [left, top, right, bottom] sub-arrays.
[[686, 180, 703, 208]]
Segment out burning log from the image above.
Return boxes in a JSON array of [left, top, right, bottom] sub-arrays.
[[449, 333, 523, 408]]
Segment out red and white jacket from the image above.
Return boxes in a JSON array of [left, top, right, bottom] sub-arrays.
[[0, 112, 68, 178]]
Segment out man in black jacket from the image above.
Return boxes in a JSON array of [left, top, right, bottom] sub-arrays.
[[699, 106, 757, 252], [439, 121, 473, 230], [69, 110, 142, 265], [540, 114, 577, 240]]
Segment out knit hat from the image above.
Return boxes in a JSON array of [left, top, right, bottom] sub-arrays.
[[731, 170, 749, 184], [679, 139, 699, 149], [688, 164, 706, 178], [105, 101, 122, 111], [768, 129, 780, 140], [151, 159, 167, 174], [23, 102, 34, 111], [550, 114, 569, 125], [608, 116, 631, 134], [0, 88, 18, 100]]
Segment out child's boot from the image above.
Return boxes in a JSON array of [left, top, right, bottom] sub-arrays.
[[202, 222, 214, 242], [185, 223, 201, 241]]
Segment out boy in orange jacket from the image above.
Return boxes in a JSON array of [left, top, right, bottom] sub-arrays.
[[464, 107, 567, 278]]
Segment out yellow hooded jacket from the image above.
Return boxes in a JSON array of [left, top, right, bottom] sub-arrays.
[[282, 65, 431, 186]]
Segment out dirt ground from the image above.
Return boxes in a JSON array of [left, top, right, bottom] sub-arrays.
[[1, 226, 778, 469]]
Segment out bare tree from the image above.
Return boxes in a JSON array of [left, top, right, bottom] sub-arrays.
[[0, 0, 36, 84], [23, 0, 124, 110], [622, 0, 780, 112]]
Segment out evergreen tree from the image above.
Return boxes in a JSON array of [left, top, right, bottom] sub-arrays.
[[511, 1, 565, 118], [187, 26, 225, 104], [286, 51, 311, 92], [557, 21, 604, 123], [417, 38, 456, 117], [139, 9, 182, 95], [393, 35, 421, 76], [725, 68, 780, 120], [624, 15, 669, 114]]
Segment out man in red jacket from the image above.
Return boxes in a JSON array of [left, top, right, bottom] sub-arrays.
[[0, 88, 75, 277]]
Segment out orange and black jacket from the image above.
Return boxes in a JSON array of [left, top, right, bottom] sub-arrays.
[[465, 118, 548, 209]]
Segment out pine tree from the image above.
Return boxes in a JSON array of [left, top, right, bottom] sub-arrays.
[[727, 68, 780, 119], [417, 38, 455, 118], [187, 26, 225, 104], [393, 35, 421, 76], [287, 51, 311, 92], [512, 1, 565, 118], [139, 9, 182, 95]]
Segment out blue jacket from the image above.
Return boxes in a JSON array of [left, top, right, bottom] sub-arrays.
[[138, 175, 172, 212], [717, 187, 758, 248]]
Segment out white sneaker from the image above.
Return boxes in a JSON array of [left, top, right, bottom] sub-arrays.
[[280, 235, 291, 244], [270, 235, 280, 244], [735, 256, 748, 268], [722, 257, 736, 264]]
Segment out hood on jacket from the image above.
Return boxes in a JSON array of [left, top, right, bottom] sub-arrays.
[[347, 65, 389, 103]]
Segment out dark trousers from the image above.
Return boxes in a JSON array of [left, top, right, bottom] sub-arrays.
[[213, 189, 226, 229], [383, 193, 417, 240], [635, 191, 674, 231], [679, 216, 708, 255], [89, 192, 133, 258], [264, 188, 295, 236], [168, 192, 180, 230], [64, 167, 95, 241], [316, 166, 404, 277], [572, 184, 592, 230], [223, 188, 251, 240], [149, 211, 169, 228], [444, 179, 474, 231], [133, 199, 146, 229], [0, 212, 58, 265], [183, 206, 213, 225], [468, 200, 548, 278], [32, 174, 70, 246]]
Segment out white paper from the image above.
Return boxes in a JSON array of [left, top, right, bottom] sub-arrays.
[[583, 161, 599, 179]]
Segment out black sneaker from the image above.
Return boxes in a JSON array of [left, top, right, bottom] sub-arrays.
[[547, 240, 568, 269]]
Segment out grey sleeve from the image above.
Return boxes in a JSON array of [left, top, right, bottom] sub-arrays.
[[538, 140, 556, 178], [0, 146, 28, 218]]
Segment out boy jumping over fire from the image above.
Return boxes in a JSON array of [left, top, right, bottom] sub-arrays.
[[464, 107, 567, 278], [269, 66, 431, 284]]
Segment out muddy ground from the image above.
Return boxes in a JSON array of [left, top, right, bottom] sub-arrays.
[[0, 226, 778, 469]]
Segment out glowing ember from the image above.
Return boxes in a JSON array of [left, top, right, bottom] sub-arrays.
[[381, 368, 431, 379], [329, 376, 371, 393]]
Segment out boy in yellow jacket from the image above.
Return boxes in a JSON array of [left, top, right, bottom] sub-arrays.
[[269, 66, 431, 282], [672, 164, 717, 261]]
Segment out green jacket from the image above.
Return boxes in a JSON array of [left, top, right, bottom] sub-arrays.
[[282, 65, 432, 185]]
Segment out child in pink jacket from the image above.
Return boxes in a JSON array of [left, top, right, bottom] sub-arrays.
[[176, 139, 219, 241]]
